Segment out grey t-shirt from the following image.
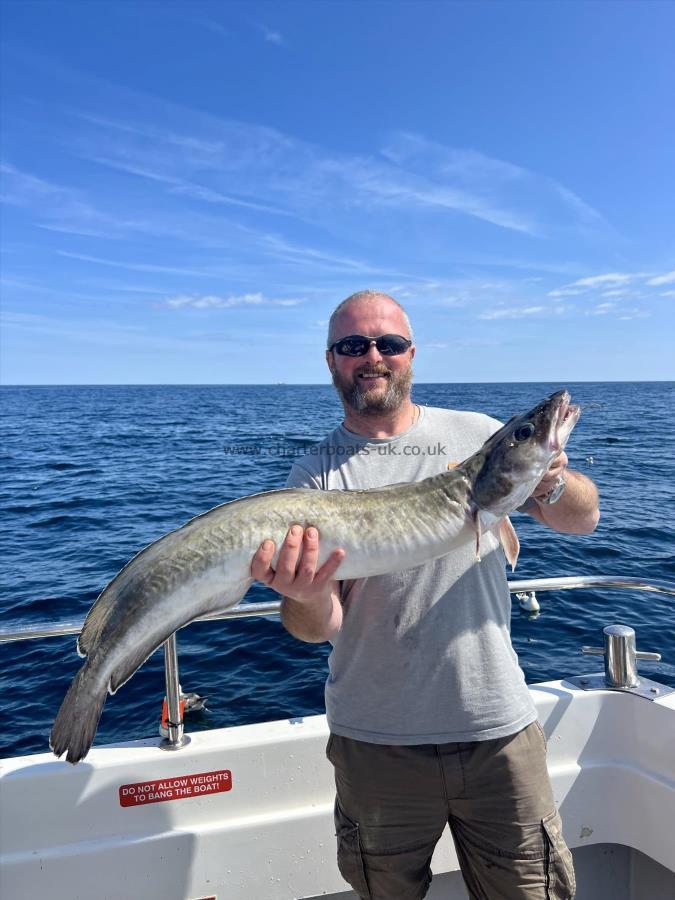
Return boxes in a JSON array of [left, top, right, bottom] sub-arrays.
[[285, 405, 537, 744]]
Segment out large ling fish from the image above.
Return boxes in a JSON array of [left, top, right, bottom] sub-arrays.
[[51, 389, 580, 763]]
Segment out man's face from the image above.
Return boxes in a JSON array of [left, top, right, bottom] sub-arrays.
[[326, 298, 415, 416]]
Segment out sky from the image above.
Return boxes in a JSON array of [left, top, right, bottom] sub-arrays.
[[1, 0, 674, 385]]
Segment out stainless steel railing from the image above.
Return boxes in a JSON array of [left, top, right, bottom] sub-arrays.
[[1, 576, 674, 750]]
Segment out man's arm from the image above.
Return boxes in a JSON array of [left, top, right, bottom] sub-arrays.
[[251, 525, 345, 643], [521, 451, 600, 535]]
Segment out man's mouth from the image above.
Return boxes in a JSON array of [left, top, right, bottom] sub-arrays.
[[357, 369, 390, 382]]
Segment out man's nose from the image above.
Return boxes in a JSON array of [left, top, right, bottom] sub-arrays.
[[364, 341, 383, 362]]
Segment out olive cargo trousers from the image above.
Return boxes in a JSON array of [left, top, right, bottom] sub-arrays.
[[327, 721, 575, 900]]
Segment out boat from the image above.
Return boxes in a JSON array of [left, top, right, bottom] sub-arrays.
[[1, 575, 674, 899]]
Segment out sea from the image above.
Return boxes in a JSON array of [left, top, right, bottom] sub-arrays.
[[1, 382, 674, 760]]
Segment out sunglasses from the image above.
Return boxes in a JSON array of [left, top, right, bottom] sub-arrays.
[[329, 334, 412, 357]]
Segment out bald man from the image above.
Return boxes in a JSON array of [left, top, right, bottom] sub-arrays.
[[252, 290, 597, 900]]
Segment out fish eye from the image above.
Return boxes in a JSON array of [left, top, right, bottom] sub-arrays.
[[514, 423, 535, 442]]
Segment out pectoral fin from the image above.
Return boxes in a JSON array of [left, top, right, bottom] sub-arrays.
[[471, 507, 482, 562], [497, 516, 520, 571]]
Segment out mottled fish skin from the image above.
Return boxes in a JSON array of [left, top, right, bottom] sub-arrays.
[[50, 389, 579, 763]]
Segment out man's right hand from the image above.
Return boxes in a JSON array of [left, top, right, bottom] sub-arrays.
[[251, 525, 345, 643], [250, 524, 345, 604]]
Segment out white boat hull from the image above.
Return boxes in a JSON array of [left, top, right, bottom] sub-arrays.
[[1, 681, 674, 899]]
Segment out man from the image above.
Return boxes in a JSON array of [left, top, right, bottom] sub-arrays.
[[251, 290, 599, 900]]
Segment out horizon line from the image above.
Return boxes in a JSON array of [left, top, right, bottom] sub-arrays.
[[2, 379, 674, 388]]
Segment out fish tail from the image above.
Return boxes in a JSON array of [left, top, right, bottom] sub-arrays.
[[50, 663, 108, 765]]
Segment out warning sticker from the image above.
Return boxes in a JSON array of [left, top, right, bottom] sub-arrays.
[[119, 769, 232, 807]]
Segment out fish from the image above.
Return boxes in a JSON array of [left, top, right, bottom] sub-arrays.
[[50, 389, 580, 763]]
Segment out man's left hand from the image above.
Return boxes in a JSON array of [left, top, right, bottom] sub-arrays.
[[522, 451, 599, 535], [532, 451, 567, 501]]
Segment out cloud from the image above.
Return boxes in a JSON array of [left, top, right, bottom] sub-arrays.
[[88, 155, 292, 216], [68, 110, 608, 239], [0, 161, 126, 238], [191, 16, 230, 39], [587, 302, 616, 315], [378, 133, 609, 237], [549, 268, 674, 302], [260, 25, 284, 45], [619, 309, 650, 320], [660, 290, 675, 298], [57, 251, 221, 278], [480, 306, 546, 320], [548, 272, 638, 296], [164, 292, 302, 309], [571, 273, 635, 288], [647, 269, 675, 286], [1, 160, 221, 241]]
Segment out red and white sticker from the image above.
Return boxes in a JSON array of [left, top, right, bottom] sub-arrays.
[[119, 769, 232, 807]]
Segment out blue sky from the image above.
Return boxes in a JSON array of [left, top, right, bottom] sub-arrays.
[[1, 0, 673, 384]]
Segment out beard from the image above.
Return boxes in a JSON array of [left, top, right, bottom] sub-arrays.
[[331, 363, 413, 415]]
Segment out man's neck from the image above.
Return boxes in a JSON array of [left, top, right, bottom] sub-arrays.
[[342, 400, 418, 439]]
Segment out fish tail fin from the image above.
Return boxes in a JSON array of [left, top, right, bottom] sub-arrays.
[[50, 663, 107, 765]]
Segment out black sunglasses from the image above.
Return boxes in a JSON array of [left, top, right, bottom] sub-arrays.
[[329, 334, 412, 357]]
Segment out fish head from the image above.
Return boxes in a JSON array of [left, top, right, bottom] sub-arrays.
[[470, 389, 581, 518]]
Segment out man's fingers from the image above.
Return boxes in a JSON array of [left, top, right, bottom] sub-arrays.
[[315, 548, 346, 584], [274, 524, 304, 583], [252, 527, 344, 594], [294, 527, 320, 584], [548, 451, 568, 475], [251, 539, 276, 582]]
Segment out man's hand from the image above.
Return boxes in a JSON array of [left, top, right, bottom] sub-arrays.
[[532, 451, 568, 500], [523, 452, 600, 535], [250, 525, 345, 642], [251, 524, 345, 602]]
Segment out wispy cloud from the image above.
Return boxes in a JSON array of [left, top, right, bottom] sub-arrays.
[[619, 309, 650, 320], [547, 269, 674, 309], [587, 301, 617, 315], [548, 272, 639, 297], [647, 269, 675, 286], [0, 161, 130, 238], [164, 292, 302, 309], [259, 24, 284, 45], [1, 309, 249, 353], [57, 251, 223, 278], [87, 155, 293, 217], [67, 110, 608, 239], [480, 305, 547, 320], [191, 16, 230, 39], [378, 132, 609, 237], [1, 160, 215, 241]]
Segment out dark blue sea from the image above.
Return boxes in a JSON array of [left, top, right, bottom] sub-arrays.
[[1, 383, 674, 759]]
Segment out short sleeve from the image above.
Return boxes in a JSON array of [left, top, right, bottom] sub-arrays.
[[285, 462, 321, 490]]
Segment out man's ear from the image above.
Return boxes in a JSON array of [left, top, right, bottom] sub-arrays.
[[325, 349, 335, 373], [410, 345, 416, 360]]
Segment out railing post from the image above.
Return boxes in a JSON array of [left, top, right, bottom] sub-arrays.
[[160, 632, 190, 751]]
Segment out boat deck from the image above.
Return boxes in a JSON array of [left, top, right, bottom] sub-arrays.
[[2, 680, 674, 899]]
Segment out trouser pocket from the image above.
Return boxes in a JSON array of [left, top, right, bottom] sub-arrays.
[[334, 798, 371, 899], [542, 809, 576, 899]]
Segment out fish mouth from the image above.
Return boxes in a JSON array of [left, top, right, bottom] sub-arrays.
[[550, 391, 581, 452]]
